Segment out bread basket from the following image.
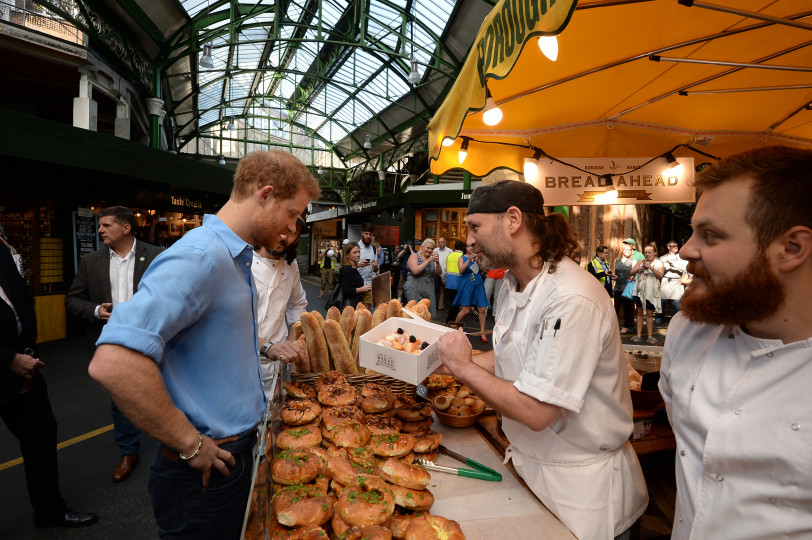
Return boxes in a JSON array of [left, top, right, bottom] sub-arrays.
[[432, 396, 484, 428]]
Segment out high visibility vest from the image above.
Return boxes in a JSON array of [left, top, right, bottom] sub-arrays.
[[445, 251, 464, 290], [320, 250, 337, 270], [590, 257, 608, 284]]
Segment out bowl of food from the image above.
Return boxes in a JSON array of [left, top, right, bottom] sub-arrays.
[[432, 393, 487, 428]]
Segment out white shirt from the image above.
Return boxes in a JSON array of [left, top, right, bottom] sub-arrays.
[[660, 315, 812, 540], [109, 239, 136, 307], [494, 257, 648, 538], [252, 251, 308, 398], [659, 252, 687, 300], [433, 246, 453, 282], [357, 241, 377, 284]]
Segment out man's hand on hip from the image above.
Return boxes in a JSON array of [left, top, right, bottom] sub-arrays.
[[187, 434, 238, 488]]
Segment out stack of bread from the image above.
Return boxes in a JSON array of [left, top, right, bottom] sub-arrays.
[[290, 298, 433, 374], [243, 371, 466, 540], [625, 353, 642, 391]]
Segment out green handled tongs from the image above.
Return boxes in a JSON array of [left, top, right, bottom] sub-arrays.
[[416, 445, 502, 481]]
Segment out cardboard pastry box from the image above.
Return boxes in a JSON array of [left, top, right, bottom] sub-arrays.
[[359, 317, 453, 385]]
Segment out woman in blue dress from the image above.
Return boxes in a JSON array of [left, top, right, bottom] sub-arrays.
[[452, 245, 489, 342]]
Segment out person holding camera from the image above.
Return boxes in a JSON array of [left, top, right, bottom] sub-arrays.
[[405, 239, 441, 319], [630, 242, 664, 344]]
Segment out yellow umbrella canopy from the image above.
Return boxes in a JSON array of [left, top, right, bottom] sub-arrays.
[[428, 0, 812, 176]]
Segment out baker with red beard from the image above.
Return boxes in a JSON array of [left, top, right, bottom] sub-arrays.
[[660, 145, 812, 539]]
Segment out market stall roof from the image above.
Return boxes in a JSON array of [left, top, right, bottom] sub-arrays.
[[48, 0, 497, 174], [428, 0, 812, 177]]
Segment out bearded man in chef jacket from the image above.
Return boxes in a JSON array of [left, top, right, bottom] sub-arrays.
[[660, 146, 812, 539], [436, 180, 648, 540]]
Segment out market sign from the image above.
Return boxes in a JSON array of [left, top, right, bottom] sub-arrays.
[[528, 157, 695, 206], [312, 219, 338, 236]]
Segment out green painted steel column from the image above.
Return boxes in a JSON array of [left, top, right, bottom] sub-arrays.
[[463, 171, 471, 192], [433, 175, 439, 184], [150, 64, 162, 149]]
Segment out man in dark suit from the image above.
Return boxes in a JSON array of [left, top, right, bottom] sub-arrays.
[[65, 206, 161, 483], [0, 243, 98, 528]]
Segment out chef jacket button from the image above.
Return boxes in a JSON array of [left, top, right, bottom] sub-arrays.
[[791, 423, 800, 431], [769, 498, 778, 505], [734, 410, 741, 415], [716, 474, 724, 482], [766, 352, 774, 358], [680, 450, 686, 456], [678, 516, 683, 522], [690, 385, 695, 391], [728, 334, 734, 339]]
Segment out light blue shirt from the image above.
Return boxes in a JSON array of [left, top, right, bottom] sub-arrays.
[[97, 214, 266, 438], [357, 241, 377, 284]]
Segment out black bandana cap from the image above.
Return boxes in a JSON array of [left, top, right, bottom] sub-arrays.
[[467, 180, 545, 215]]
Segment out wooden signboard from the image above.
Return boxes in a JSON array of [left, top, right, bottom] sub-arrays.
[[371, 271, 392, 307]]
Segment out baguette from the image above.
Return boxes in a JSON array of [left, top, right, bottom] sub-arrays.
[[404, 300, 417, 310], [293, 335, 311, 373], [412, 303, 431, 322], [323, 320, 358, 374], [339, 306, 355, 344], [291, 320, 304, 341], [326, 306, 341, 323], [311, 310, 325, 327], [418, 298, 431, 310], [386, 299, 403, 320], [300, 312, 330, 373], [356, 302, 367, 311], [371, 303, 388, 328], [352, 309, 373, 369]]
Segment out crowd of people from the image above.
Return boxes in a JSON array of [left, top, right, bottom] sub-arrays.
[[2, 145, 810, 540]]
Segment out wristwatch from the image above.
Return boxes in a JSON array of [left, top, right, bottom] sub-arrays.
[[260, 341, 275, 358]]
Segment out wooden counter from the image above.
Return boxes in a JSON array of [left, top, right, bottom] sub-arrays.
[[429, 416, 575, 539]]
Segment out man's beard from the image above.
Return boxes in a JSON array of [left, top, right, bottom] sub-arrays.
[[680, 250, 785, 327], [477, 224, 517, 269], [252, 207, 285, 251]]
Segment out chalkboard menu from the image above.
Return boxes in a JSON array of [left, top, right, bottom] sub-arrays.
[[72, 210, 98, 273]]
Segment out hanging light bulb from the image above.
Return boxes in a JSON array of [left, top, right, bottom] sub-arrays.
[[441, 137, 456, 147], [199, 43, 214, 69], [538, 36, 559, 62], [218, 154, 226, 166], [364, 133, 372, 149], [664, 152, 685, 176], [482, 88, 503, 126], [602, 175, 619, 202], [317, 166, 325, 175], [408, 56, 421, 86], [458, 137, 470, 164], [227, 116, 236, 131], [523, 149, 544, 182]]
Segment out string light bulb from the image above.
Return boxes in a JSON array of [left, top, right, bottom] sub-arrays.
[[458, 137, 470, 164], [602, 175, 619, 202], [538, 36, 559, 62], [664, 152, 685, 176], [441, 137, 455, 147], [523, 149, 544, 182], [482, 88, 503, 126]]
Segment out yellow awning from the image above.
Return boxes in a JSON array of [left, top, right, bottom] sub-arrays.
[[429, 0, 812, 176]]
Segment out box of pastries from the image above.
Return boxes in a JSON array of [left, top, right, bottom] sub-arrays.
[[359, 316, 452, 385]]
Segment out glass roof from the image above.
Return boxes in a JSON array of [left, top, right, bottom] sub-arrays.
[[169, 0, 461, 168]]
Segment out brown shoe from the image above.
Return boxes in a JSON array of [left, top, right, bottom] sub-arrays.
[[112, 454, 140, 483]]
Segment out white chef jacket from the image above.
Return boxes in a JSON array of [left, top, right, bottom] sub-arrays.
[[660, 314, 812, 540], [493, 257, 648, 539], [252, 251, 308, 399], [658, 253, 687, 300]]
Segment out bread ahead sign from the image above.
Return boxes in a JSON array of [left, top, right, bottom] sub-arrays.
[[527, 157, 696, 206]]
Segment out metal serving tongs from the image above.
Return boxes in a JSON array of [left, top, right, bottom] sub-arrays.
[[416, 445, 502, 482]]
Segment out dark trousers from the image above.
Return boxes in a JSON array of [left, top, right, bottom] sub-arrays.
[[0, 373, 66, 519], [434, 275, 443, 308], [112, 400, 141, 455], [149, 430, 256, 540], [444, 288, 460, 323], [614, 295, 635, 329]]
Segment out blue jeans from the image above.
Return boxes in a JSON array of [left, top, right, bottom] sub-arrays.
[[111, 400, 141, 455], [149, 430, 256, 539], [660, 299, 680, 320]]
